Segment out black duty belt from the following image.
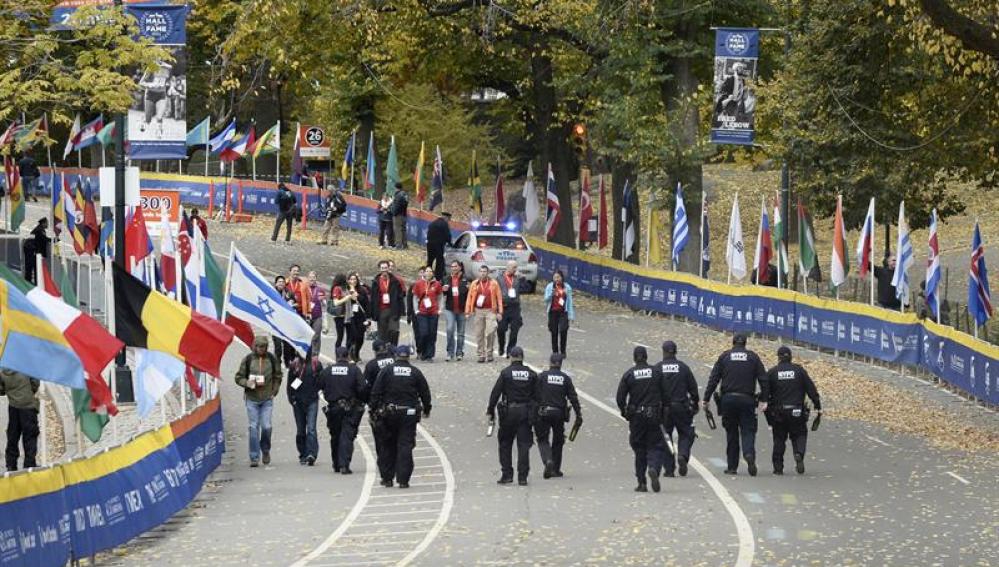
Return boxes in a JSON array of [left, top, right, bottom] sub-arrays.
[[506, 401, 530, 408], [722, 392, 755, 399]]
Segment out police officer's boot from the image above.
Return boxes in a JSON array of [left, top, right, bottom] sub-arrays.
[[543, 460, 555, 479], [678, 455, 689, 477], [634, 479, 648, 493], [518, 476, 528, 486], [794, 453, 805, 475], [647, 468, 661, 493], [745, 455, 757, 477], [497, 475, 513, 485], [773, 460, 783, 475]]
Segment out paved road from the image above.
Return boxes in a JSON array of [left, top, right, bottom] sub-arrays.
[[23, 210, 994, 566]]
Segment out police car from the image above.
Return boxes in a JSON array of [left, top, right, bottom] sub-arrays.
[[445, 222, 539, 293]]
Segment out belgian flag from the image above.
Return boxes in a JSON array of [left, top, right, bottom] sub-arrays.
[[112, 263, 235, 376]]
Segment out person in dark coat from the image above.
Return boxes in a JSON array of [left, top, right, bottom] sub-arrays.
[[17, 154, 40, 202], [390, 184, 409, 249], [426, 212, 453, 282], [873, 254, 901, 310], [288, 352, 323, 465], [271, 183, 297, 243], [22, 218, 50, 284]]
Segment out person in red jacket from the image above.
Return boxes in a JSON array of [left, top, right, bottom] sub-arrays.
[[410, 266, 442, 361]]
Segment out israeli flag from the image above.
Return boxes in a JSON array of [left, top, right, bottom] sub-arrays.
[[225, 246, 315, 356]]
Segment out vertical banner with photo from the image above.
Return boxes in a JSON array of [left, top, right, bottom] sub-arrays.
[[127, 4, 189, 160], [710, 28, 760, 146]]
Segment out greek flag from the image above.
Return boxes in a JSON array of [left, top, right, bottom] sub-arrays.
[[672, 182, 689, 269], [891, 201, 914, 306], [225, 246, 315, 356], [925, 209, 941, 319]]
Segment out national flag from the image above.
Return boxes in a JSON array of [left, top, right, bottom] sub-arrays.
[[63, 114, 81, 159], [185, 365, 203, 399], [926, 209, 941, 320], [124, 207, 154, 277], [648, 206, 664, 266], [578, 170, 593, 245], [14, 116, 47, 149], [523, 162, 540, 231], [220, 127, 253, 162], [830, 194, 849, 289], [203, 239, 226, 317], [857, 197, 876, 278], [0, 278, 86, 389], [52, 171, 66, 240], [726, 195, 747, 280], [753, 197, 773, 284], [133, 348, 186, 419], [772, 196, 787, 280], [4, 157, 24, 232], [385, 135, 400, 196], [364, 131, 376, 195], [597, 173, 608, 249], [98, 207, 114, 259], [701, 194, 711, 276], [0, 263, 120, 416], [83, 178, 100, 254], [68, 176, 87, 255], [239, 126, 255, 160], [493, 162, 506, 224], [672, 182, 689, 269], [185, 116, 210, 147], [112, 263, 234, 376], [208, 118, 236, 154], [96, 121, 116, 148], [340, 131, 355, 189], [75, 115, 104, 151], [891, 201, 914, 306], [251, 122, 280, 158], [427, 144, 443, 210], [0, 120, 21, 146], [160, 208, 178, 299], [225, 247, 316, 356], [621, 179, 636, 259], [797, 198, 819, 281], [181, 218, 218, 319], [468, 150, 482, 215], [415, 141, 426, 203], [545, 163, 561, 239], [968, 221, 992, 327]]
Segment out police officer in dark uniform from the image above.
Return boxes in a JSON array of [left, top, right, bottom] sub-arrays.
[[534, 353, 581, 479], [320, 347, 365, 474], [487, 346, 538, 486], [370, 345, 432, 488], [703, 334, 769, 476], [766, 346, 821, 475], [363, 339, 395, 458], [616, 346, 667, 493], [657, 341, 699, 478]]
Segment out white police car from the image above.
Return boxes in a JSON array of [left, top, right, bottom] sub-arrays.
[[445, 222, 539, 293]]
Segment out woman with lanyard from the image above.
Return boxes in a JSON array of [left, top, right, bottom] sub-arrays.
[[544, 270, 575, 357], [306, 271, 326, 354], [336, 272, 370, 362], [328, 274, 349, 349]]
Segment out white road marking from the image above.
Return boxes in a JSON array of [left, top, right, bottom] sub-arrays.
[[945, 471, 971, 485], [364, 499, 443, 508], [289, 431, 377, 567], [862, 434, 891, 447], [564, 375, 756, 567], [397, 425, 456, 566]]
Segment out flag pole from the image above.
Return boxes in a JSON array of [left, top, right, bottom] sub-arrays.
[[870, 199, 876, 306], [645, 199, 652, 268], [220, 241, 235, 324], [699, 192, 705, 279], [275, 120, 281, 183], [349, 129, 356, 196], [204, 115, 210, 178]]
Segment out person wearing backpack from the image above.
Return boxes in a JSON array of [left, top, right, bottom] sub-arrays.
[[390, 183, 410, 249], [271, 183, 297, 244], [235, 336, 283, 467], [319, 185, 348, 246]]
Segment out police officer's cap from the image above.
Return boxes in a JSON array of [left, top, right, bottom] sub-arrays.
[[372, 338, 385, 353], [508, 346, 525, 360], [395, 345, 412, 358], [335, 346, 350, 360], [661, 340, 677, 354], [633, 345, 648, 362], [549, 352, 564, 366], [777, 346, 792, 360], [732, 333, 748, 346]]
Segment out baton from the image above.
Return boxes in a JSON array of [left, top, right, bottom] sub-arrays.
[[810, 413, 822, 431], [568, 419, 583, 442]]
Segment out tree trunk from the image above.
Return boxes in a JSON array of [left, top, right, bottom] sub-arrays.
[[530, 37, 575, 247], [660, 28, 704, 275]]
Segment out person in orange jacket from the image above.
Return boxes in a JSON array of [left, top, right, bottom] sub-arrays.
[[465, 265, 503, 363]]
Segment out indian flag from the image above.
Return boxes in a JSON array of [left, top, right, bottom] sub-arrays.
[[830, 194, 849, 289]]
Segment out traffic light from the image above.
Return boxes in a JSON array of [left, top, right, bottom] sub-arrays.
[[571, 123, 587, 161]]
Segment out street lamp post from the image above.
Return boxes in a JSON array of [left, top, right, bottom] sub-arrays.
[[113, 0, 134, 402]]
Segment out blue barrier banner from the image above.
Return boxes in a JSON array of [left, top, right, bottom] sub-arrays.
[[0, 398, 224, 566], [530, 239, 999, 406]]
